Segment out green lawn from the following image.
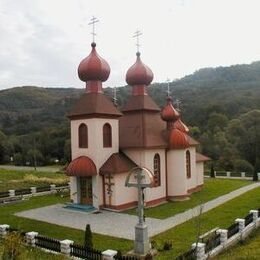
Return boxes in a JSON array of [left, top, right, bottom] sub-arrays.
[[0, 168, 69, 192], [0, 194, 132, 253], [125, 178, 252, 219], [152, 186, 260, 259], [214, 229, 260, 259]]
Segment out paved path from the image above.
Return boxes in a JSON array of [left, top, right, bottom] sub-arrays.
[[16, 182, 260, 240]]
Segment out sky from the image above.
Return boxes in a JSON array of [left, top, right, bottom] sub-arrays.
[[0, 0, 260, 90]]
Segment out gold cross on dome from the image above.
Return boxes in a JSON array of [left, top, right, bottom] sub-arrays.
[[133, 30, 142, 52], [88, 16, 99, 43]]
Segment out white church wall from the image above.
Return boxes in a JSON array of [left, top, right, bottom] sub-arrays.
[[167, 150, 187, 197], [69, 176, 78, 203], [196, 162, 204, 186]]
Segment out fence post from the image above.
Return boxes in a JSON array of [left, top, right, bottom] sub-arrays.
[[50, 184, 56, 193], [216, 229, 228, 245], [60, 239, 74, 255], [26, 231, 38, 247], [0, 224, 10, 238], [250, 210, 258, 224], [257, 173, 260, 180], [191, 242, 206, 260], [226, 172, 231, 178], [235, 219, 245, 232], [102, 249, 118, 260], [8, 189, 15, 197], [31, 187, 36, 195]]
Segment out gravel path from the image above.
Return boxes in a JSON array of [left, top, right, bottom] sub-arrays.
[[15, 182, 260, 240]]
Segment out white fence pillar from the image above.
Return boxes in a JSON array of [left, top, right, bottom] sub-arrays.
[[241, 172, 245, 178], [102, 249, 118, 260], [226, 172, 231, 178], [257, 173, 260, 180], [60, 239, 74, 255], [26, 231, 38, 247], [216, 229, 228, 245], [192, 242, 206, 260], [50, 184, 56, 193], [31, 187, 36, 194], [0, 224, 10, 237], [235, 219, 245, 232], [250, 210, 258, 223], [8, 190, 15, 197]]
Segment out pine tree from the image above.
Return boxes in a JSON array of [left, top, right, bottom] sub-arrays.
[[84, 224, 93, 248]]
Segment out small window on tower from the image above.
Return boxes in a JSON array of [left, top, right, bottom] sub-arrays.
[[103, 123, 112, 147], [186, 150, 191, 179], [78, 123, 88, 148], [153, 153, 161, 187]]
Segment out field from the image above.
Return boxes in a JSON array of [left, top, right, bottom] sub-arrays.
[[0, 168, 68, 192]]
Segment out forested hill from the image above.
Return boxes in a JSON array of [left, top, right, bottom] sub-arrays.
[[0, 61, 259, 171]]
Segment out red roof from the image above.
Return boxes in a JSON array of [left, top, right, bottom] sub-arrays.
[[126, 52, 153, 86], [99, 153, 137, 175], [78, 42, 110, 82], [186, 135, 199, 146], [66, 156, 97, 177], [196, 153, 211, 162], [161, 97, 180, 122], [173, 118, 189, 133], [169, 128, 190, 149]]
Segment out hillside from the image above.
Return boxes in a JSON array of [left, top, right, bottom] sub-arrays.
[[0, 61, 259, 170]]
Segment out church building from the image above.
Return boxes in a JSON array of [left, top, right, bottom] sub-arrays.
[[66, 40, 210, 211]]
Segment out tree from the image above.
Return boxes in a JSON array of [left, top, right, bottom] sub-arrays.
[[84, 224, 93, 248], [210, 163, 215, 178]]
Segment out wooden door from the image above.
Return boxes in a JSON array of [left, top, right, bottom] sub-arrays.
[[80, 177, 93, 205]]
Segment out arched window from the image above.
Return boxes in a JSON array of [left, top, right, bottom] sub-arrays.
[[78, 123, 88, 148], [186, 150, 191, 179], [153, 153, 161, 187], [103, 123, 112, 147]]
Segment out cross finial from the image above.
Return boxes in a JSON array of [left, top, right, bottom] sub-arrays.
[[133, 30, 142, 53], [113, 87, 118, 106], [88, 16, 99, 43], [166, 78, 171, 97]]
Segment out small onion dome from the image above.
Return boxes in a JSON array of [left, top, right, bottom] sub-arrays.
[[66, 156, 97, 177], [169, 128, 189, 149], [126, 52, 154, 86], [78, 42, 110, 82], [173, 118, 189, 133], [161, 97, 180, 122]]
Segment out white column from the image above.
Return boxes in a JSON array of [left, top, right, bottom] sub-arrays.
[[191, 242, 206, 260], [26, 231, 39, 247], [60, 239, 74, 255], [216, 229, 228, 245], [250, 210, 258, 223], [257, 173, 260, 180], [241, 172, 245, 178], [235, 219, 245, 232], [50, 184, 56, 193], [102, 249, 118, 260], [226, 172, 231, 178], [31, 187, 36, 194], [0, 224, 10, 237], [9, 190, 15, 197]]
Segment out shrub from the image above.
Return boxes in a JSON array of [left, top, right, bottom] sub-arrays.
[[163, 240, 173, 250], [2, 232, 23, 260], [84, 224, 93, 248]]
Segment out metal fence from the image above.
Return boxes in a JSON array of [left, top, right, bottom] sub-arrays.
[[175, 248, 196, 260], [204, 233, 221, 253], [244, 213, 254, 227], [227, 222, 239, 238], [114, 254, 141, 260], [0, 191, 9, 198], [70, 243, 102, 260], [36, 186, 51, 192], [15, 188, 31, 196], [35, 235, 61, 253]]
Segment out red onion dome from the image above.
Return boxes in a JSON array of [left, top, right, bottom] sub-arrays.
[[126, 52, 154, 86], [173, 118, 189, 133], [169, 128, 189, 149], [161, 97, 180, 122], [78, 42, 110, 82]]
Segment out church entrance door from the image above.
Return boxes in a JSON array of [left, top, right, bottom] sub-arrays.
[[80, 177, 93, 205]]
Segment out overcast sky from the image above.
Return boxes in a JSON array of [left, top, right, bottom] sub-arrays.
[[1, 0, 260, 90]]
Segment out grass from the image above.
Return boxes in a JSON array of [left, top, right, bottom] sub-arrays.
[[214, 228, 260, 259], [125, 178, 252, 219], [152, 186, 260, 259], [0, 168, 69, 192], [0, 194, 132, 253]]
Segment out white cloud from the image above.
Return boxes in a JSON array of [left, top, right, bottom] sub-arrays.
[[0, 0, 260, 89]]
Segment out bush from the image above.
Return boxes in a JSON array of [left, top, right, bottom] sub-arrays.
[[2, 232, 23, 260], [233, 159, 254, 173], [163, 240, 173, 250]]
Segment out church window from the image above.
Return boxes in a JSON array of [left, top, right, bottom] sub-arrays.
[[186, 150, 191, 179], [103, 123, 112, 147], [78, 123, 88, 148], [153, 153, 161, 186]]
